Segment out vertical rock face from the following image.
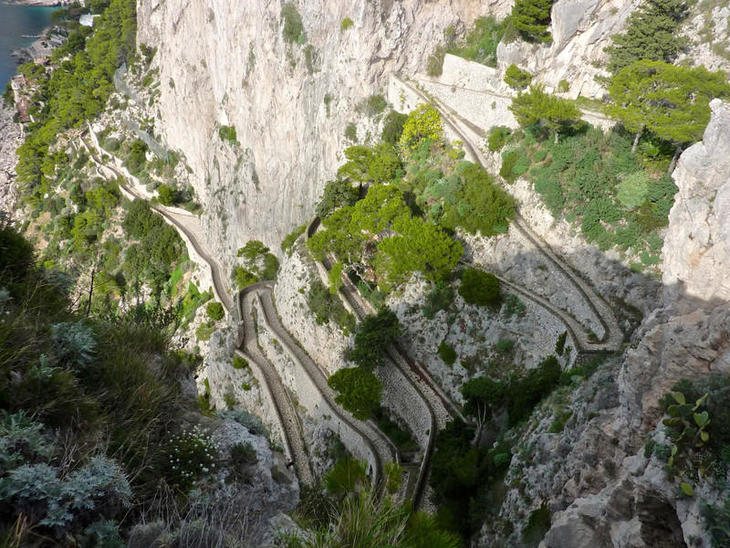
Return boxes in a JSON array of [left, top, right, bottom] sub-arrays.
[[136, 0, 485, 260], [662, 99, 730, 307]]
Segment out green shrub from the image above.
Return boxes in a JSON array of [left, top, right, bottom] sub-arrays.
[[206, 301, 225, 321], [281, 223, 307, 254], [232, 356, 248, 369], [316, 179, 360, 219], [487, 126, 511, 152], [495, 338, 515, 354], [400, 104, 443, 150], [160, 426, 218, 492], [218, 125, 237, 144], [504, 64, 533, 89], [426, 46, 447, 77], [357, 94, 387, 117], [702, 496, 730, 548], [325, 457, 368, 495], [447, 16, 505, 68], [341, 17, 354, 31], [196, 321, 216, 341], [307, 280, 356, 334], [558, 79, 569, 92], [344, 123, 358, 142], [500, 150, 519, 182], [382, 110, 408, 145], [423, 282, 455, 319], [281, 2, 305, 44], [459, 269, 501, 307], [327, 367, 382, 420], [523, 503, 552, 545], [555, 331, 567, 355], [510, 0, 556, 42], [157, 183, 177, 206], [347, 308, 402, 369], [438, 341, 457, 366]]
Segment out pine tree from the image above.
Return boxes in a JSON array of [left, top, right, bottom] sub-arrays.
[[510, 0, 556, 43], [606, 60, 730, 171], [605, 0, 689, 75], [509, 85, 582, 142]]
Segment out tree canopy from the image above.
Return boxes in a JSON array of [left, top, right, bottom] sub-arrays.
[[509, 0, 556, 43], [605, 0, 688, 75], [606, 60, 730, 148], [400, 104, 443, 150], [510, 85, 582, 141], [327, 367, 383, 420]]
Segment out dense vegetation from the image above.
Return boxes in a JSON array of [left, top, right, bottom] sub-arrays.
[[232, 240, 279, 289], [604, 0, 689, 75], [16, 0, 137, 192], [0, 225, 231, 545], [509, 0, 556, 42], [327, 309, 401, 419]]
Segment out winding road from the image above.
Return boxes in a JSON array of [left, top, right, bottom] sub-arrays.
[[392, 74, 623, 356], [83, 129, 403, 499]]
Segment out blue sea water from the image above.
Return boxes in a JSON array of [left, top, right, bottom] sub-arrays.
[[0, 4, 58, 88]]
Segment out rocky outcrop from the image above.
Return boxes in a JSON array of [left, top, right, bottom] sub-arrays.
[[136, 0, 487, 266]]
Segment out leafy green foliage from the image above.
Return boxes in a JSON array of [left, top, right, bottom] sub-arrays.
[[122, 200, 184, 291], [382, 111, 408, 145], [510, 86, 582, 140], [218, 125, 237, 144], [510, 0, 557, 42], [605, 0, 689, 75], [507, 125, 677, 262], [428, 17, 505, 75], [422, 282, 455, 319], [324, 457, 368, 495], [233, 240, 279, 289], [205, 302, 224, 321], [400, 104, 443, 150], [617, 171, 650, 209], [523, 503, 552, 545], [327, 367, 382, 420], [357, 94, 388, 117], [156, 184, 177, 206], [16, 0, 137, 189], [606, 60, 730, 147], [347, 309, 402, 369], [504, 64, 533, 90], [160, 426, 218, 492], [488, 126, 512, 152], [458, 269, 501, 307], [316, 180, 360, 219], [307, 280, 356, 334], [344, 123, 358, 142], [435, 163, 516, 236], [429, 419, 512, 539], [281, 2, 306, 45], [702, 496, 730, 548], [438, 341, 457, 366], [309, 185, 462, 290], [341, 17, 354, 31], [461, 355, 562, 426], [281, 223, 307, 255]]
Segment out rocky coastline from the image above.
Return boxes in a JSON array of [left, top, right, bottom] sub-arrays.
[[4, 0, 72, 6]]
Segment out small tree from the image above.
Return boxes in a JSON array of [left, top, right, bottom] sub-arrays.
[[156, 184, 176, 206], [605, 0, 689, 75], [504, 64, 533, 90], [606, 60, 730, 168], [399, 104, 443, 150], [510, 0, 556, 43], [458, 269, 501, 307], [510, 85, 582, 143], [206, 301, 225, 321], [328, 367, 382, 420]]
